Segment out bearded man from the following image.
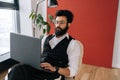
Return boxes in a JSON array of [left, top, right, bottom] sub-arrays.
[[8, 10, 81, 80]]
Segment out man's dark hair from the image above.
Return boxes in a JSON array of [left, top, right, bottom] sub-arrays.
[[55, 10, 74, 23]]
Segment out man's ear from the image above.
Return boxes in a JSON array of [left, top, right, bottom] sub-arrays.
[[68, 23, 71, 27]]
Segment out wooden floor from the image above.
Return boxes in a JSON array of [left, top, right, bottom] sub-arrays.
[[0, 64, 120, 80], [0, 70, 8, 80], [75, 64, 120, 80]]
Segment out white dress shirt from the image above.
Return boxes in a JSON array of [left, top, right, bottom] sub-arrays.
[[41, 33, 81, 77]]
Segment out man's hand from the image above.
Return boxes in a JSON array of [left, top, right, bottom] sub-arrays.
[[40, 62, 56, 72], [40, 62, 70, 76]]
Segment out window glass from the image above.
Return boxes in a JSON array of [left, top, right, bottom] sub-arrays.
[[0, 9, 17, 55]]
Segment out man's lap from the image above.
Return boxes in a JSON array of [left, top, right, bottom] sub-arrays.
[[8, 63, 60, 80]]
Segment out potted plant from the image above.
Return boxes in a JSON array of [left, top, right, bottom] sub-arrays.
[[29, 11, 54, 39]]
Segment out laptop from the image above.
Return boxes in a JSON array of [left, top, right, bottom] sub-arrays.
[[0, 33, 53, 72], [10, 32, 54, 73], [10, 32, 42, 70]]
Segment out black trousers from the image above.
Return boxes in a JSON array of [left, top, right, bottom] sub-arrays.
[[8, 63, 61, 80]]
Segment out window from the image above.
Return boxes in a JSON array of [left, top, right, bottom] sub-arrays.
[[0, 0, 19, 55]]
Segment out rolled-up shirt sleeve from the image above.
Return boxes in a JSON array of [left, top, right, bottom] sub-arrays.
[[67, 40, 81, 77]]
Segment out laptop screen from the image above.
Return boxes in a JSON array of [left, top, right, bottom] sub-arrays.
[[10, 32, 42, 69]]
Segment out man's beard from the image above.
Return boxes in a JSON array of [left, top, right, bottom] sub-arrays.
[[55, 24, 69, 37]]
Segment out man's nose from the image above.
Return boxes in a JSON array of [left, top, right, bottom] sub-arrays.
[[56, 23, 61, 26]]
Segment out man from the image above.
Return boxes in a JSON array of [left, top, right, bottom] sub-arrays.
[[8, 10, 81, 80]]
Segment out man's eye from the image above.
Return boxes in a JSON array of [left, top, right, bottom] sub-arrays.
[[54, 21, 66, 24]]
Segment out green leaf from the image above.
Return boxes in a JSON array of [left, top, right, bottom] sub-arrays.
[[48, 14, 53, 20], [29, 12, 34, 18], [46, 24, 51, 33], [38, 14, 43, 21], [31, 14, 35, 20], [42, 22, 48, 25], [36, 18, 40, 24], [43, 29, 46, 34], [48, 14, 54, 23]]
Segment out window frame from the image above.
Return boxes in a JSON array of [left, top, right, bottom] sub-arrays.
[[0, 0, 19, 10]]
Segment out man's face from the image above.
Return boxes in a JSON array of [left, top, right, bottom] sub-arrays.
[[54, 16, 70, 37]]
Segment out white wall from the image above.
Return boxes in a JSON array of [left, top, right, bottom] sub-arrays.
[[112, 1, 120, 68], [19, 0, 32, 36], [19, 0, 47, 37]]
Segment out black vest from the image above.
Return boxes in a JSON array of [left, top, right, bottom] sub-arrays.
[[41, 35, 73, 68]]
